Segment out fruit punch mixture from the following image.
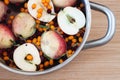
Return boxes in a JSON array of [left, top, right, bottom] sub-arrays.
[[0, 0, 86, 71]]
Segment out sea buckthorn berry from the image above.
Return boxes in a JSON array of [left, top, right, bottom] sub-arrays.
[[32, 3, 37, 9], [32, 38, 37, 43], [49, 21, 54, 25], [26, 40, 32, 43], [47, 5, 52, 10], [37, 8, 43, 13], [38, 28, 43, 32], [26, 54, 33, 61], [24, 9, 28, 13], [35, 24, 39, 29], [39, 64, 44, 69], [3, 51, 7, 56], [65, 38, 68, 42], [72, 39, 77, 43], [44, 61, 49, 67], [4, 0, 9, 5], [9, 16, 14, 20], [24, 3, 28, 8], [36, 20, 40, 24], [68, 50, 72, 54], [7, 20, 12, 24], [3, 56, 9, 60], [36, 41, 40, 46], [43, 3, 49, 7], [50, 25, 55, 30], [68, 36, 74, 40], [59, 59, 63, 64], [42, 0, 46, 4], [37, 36, 41, 41], [20, 8, 25, 12], [49, 59, 54, 65], [79, 37, 83, 42], [37, 13, 42, 18], [46, 0, 50, 3]]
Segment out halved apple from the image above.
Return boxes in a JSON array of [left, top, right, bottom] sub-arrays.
[[12, 12, 36, 39], [41, 31, 66, 59], [13, 43, 41, 71], [57, 7, 86, 35], [27, 0, 56, 22]]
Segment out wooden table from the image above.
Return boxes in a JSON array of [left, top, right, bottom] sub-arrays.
[[0, 0, 119, 80]]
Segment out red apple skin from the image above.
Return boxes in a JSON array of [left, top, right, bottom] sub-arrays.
[[9, 0, 26, 3], [0, 24, 15, 48], [52, 0, 76, 8], [0, 1, 7, 21], [41, 31, 67, 59], [53, 31, 66, 59]]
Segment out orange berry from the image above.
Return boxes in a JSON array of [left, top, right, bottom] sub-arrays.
[[37, 8, 43, 13], [3, 51, 7, 56], [79, 37, 83, 42], [59, 59, 63, 64], [3, 56, 9, 60], [37, 36, 41, 41], [20, 8, 25, 12], [47, 5, 52, 9], [45, 0, 50, 3], [37, 13, 42, 18], [26, 54, 33, 61], [24, 3, 28, 8], [72, 39, 77, 43], [4, 0, 9, 5], [49, 59, 54, 65], [40, 64, 44, 69], [68, 36, 74, 40], [32, 38, 37, 43], [32, 3, 36, 9], [44, 61, 49, 67], [9, 16, 14, 20], [26, 40, 32, 43]]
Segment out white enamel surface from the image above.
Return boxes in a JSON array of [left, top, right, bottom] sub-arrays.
[[28, 0, 56, 22], [13, 43, 41, 71], [58, 7, 86, 35], [41, 31, 59, 59]]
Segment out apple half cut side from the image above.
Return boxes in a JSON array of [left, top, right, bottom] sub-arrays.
[[28, 0, 56, 22], [41, 31, 67, 59], [13, 43, 41, 71], [57, 7, 86, 35]]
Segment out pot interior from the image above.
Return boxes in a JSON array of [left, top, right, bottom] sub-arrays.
[[0, 0, 91, 75]]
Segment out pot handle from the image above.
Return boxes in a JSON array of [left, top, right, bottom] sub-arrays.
[[83, 2, 116, 49]]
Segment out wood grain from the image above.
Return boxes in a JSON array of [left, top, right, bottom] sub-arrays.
[[0, 0, 119, 80]]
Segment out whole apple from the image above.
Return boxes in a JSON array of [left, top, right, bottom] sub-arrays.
[[9, 0, 26, 3], [0, 1, 7, 21], [0, 24, 15, 49], [52, 0, 76, 8]]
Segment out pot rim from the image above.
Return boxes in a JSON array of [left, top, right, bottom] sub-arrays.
[[0, 0, 91, 75]]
